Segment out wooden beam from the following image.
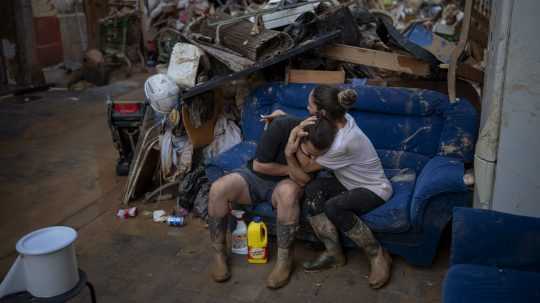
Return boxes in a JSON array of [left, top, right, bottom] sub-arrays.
[[288, 69, 345, 84], [448, 0, 473, 102], [320, 44, 431, 76]]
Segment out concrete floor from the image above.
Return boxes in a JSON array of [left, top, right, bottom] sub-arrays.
[[0, 75, 450, 303]]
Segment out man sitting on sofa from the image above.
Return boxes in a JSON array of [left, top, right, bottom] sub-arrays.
[[207, 115, 335, 289]]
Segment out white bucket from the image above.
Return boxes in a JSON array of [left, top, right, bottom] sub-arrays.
[[0, 226, 79, 298]]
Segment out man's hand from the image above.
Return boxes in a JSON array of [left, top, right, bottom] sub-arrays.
[[260, 109, 286, 125]]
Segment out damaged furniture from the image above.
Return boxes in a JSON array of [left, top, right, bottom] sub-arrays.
[[443, 207, 540, 303], [206, 82, 479, 266]]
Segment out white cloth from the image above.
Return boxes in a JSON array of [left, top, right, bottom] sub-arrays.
[[316, 114, 393, 201]]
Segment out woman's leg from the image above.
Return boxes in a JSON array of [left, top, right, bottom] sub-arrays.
[[324, 188, 391, 289], [302, 175, 347, 271]]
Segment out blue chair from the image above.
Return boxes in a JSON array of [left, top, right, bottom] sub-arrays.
[[443, 207, 540, 302], [206, 82, 479, 266]]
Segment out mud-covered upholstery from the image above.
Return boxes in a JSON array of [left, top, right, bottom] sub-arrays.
[[443, 208, 540, 303], [206, 82, 478, 266]]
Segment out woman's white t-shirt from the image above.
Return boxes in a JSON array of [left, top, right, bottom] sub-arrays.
[[316, 114, 393, 201]]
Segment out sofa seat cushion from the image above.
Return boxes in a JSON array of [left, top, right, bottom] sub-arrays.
[[248, 169, 416, 234], [443, 264, 540, 303], [206, 141, 257, 182]]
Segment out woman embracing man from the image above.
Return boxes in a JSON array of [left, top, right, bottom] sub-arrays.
[[207, 84, 393, 289]]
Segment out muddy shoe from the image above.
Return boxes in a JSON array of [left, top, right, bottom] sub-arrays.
[[211, 249, 231, 282], [368, 248, 392, 289], [208, 217, 230, 282], [267, 248, 294, 289], [303, 250, 346, 272]]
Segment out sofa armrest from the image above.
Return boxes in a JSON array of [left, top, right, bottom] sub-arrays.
[[451, 207, 540, 271], [410, 156, 467, 227], [205, 141, 257, 182]]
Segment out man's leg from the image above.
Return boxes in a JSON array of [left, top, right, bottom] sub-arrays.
[[208, 173, 251, 282], [302, 176, 347, 271], [266, 179, 302, 289], [325, 188, 391, 289]]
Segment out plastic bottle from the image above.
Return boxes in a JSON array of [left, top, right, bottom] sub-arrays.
[[247, 216, 268, 264], [231, 210, 248, 255]]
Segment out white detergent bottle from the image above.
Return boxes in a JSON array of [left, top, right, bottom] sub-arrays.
[[231, 210, 248, 255]]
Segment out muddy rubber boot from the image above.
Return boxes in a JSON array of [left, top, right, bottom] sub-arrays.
[[368, 247, 392, 289], [208, 216, 230, 282], [344, 217, 391, 289], [303, 214, 346, 271], [266, 223, 298, 289]]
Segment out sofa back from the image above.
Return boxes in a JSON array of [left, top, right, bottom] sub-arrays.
[[241, 82, 478, 172]]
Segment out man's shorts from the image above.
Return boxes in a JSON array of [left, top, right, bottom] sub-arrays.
[[233, 167, 281, 203]]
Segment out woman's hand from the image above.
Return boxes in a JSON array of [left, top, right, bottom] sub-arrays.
[[285, 117, 316, 157]]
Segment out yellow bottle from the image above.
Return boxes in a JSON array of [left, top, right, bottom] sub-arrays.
[[247, 216, 268, 264]]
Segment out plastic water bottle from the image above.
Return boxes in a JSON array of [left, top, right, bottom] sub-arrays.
[[231, 210, 248, 255]]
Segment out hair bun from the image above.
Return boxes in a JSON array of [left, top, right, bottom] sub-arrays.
[[337, 89, 357, 110]]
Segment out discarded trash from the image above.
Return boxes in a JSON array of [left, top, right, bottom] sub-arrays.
[[144, 74, 179, 114], [117, 207, 137, 219], [153, 210, 167, 222], [231, 210, 248, 255], [177, 207, 190, 217], [247, 216, 268, 264], [167, 213, 185, 227], [167, 43, 203, 88], [203, 116, 242, 160]]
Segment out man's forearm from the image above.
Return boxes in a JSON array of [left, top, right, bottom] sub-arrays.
[[252, 160, 289, 176], [286, 154, 311, 186]]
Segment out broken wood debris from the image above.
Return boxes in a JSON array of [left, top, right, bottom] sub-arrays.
[[190, 14, 294, 61], [321, 43, 431, 76], [287, 69, 345, 84]]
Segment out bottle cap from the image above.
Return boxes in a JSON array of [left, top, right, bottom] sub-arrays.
[[253, 216, 262, 222]]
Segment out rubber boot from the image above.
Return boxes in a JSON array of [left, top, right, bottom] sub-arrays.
[[303, 213, 346, 271], [344, 217, 392, 289], [266, 223, 298, 289], [208, 216, 230, 282]]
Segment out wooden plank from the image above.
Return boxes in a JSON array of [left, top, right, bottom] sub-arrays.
[[288, 69, 345, 84], [456, 64, 484, 84], [448, 0, 473, 102], [320, 44, 431, 76]]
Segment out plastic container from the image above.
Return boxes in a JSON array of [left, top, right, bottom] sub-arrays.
[[231, 210, 248, 255], [166, 43, 203, 88], [247, 216, 268, 264], [0, 226, 79, 298]]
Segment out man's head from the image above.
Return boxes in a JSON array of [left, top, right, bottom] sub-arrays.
[[298, 117, 337, 160]]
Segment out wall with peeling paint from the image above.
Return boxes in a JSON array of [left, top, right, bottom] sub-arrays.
[[490, 0, 540, 217]]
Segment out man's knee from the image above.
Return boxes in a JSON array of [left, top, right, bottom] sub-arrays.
[[273, 180, 302, 209], [210, 174, 244, 203]]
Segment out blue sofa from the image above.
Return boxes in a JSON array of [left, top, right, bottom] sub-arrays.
[[206, 82, 479, 266], [443, 207, 540, 302]]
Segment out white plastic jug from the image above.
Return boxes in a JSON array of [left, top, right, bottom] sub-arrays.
[[0, 226, 80, 298], [231, 210, 248, 255]]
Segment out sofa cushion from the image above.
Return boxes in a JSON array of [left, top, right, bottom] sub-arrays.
[[443, 264, 540, 303], [249, 169, 417, 234], [205, 141, 257, 182], [362, 169, 416, 233], [242, 82, 477, 163]]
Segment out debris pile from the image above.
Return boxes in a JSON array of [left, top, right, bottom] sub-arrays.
[[118, 0, 488, 223]]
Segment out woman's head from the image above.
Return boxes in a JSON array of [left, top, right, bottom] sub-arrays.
[[308, 85, 358, 121], [299, 117, 337, 159]]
